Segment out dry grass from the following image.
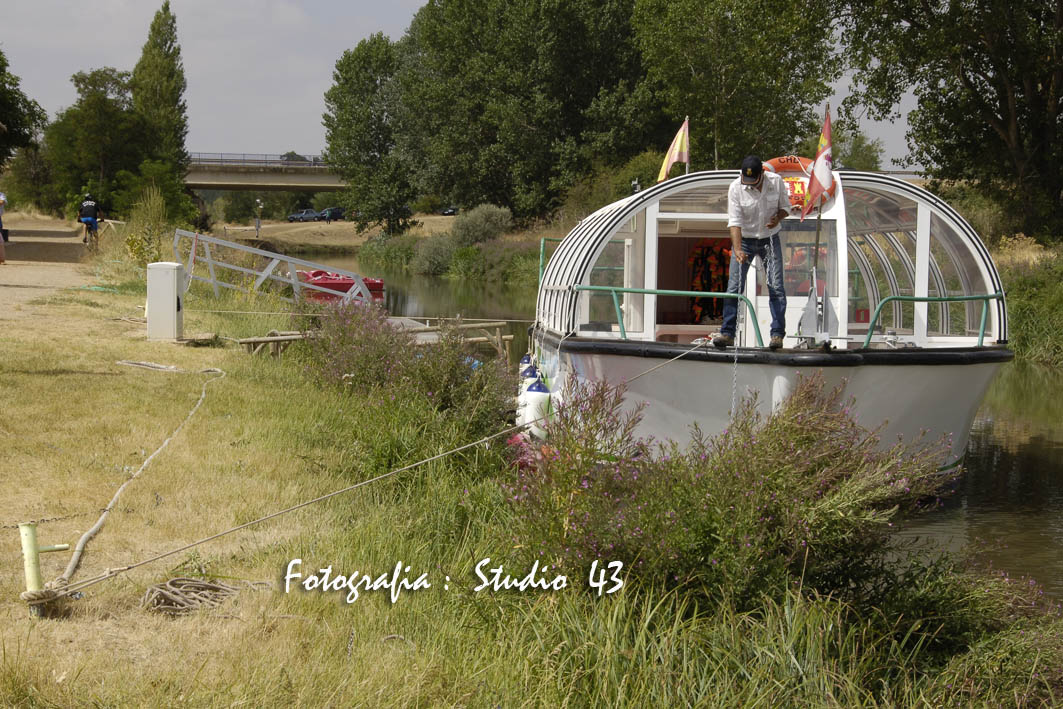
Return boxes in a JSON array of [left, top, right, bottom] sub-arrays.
[[215, 214, 455, 255], [993, 233, 1047, 269]]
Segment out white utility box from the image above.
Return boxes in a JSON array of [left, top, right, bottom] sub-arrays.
[[146, 262, 185, 340]]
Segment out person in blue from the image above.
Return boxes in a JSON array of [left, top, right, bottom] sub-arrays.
[[78, 194, 104, 244], [713, 155, 792, 350]]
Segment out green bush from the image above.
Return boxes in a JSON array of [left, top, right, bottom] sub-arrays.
[[299, 302, 513, 440], [507, 375, 951, 610], [357, 233, 417, 270], [477, 239, 540, 285], [447, 245, 484, 279], [938, 183, 1023, 246], [411, 194, 444, 214], [998, 246, 1063, 364], [451, 204, 512, 247], [562, 150, 664, 221], [411, 234, 456, 275]]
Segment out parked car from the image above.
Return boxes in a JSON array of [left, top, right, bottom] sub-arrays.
[[287, 209, 319, 222], [441, 206, 459, 216], [318, 207, 345, 221]]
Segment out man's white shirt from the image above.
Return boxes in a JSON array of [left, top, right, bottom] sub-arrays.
[[726, 172, 790, 239]]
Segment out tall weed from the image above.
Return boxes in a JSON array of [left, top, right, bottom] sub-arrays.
[[124, 185, 169, 266]]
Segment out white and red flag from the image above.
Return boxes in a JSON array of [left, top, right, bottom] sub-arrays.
[[656, 117, 690, 183], [801, 106, 834, 220]]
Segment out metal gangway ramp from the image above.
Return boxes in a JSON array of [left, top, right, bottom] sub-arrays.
[[172, 228, 374, 304]]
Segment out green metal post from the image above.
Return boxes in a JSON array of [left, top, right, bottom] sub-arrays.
[[611, 290, 627, 339]]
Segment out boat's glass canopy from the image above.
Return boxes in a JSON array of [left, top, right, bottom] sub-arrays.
[[537, 170, 1006, 347]]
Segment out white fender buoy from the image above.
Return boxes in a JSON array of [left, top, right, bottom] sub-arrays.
[[525, 378, 552, 439]]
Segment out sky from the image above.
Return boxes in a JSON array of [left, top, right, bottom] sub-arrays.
[[2, 0, 916, 166]]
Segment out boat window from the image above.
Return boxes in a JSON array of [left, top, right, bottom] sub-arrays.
[[930, 213, 992, 336], [658, 185, 729, 214], [845, 189, 921, 335], [770, 220, 838, 299], [581, 210, 646, 334]]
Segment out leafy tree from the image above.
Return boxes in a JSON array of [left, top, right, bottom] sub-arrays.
[[0, 49, 45, 170], [324, 33, 418, 234], [131, 1, 189, 171], [633, 0, 841, 170], [396, 0, 653, 218], [44, 68, 148, 212], [797, 119, 884, 171], [837, 0, 1063, 237]]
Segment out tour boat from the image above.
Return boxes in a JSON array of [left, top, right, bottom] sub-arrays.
[[524, 157, 1012, 468]]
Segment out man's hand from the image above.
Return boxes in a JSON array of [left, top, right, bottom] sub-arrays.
[[734, 250, 750, 265]]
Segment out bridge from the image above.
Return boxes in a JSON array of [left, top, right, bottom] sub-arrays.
[[185, 153, 345, 191]]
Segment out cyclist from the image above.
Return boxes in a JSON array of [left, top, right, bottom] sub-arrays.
[[78, 194, 104, 245]]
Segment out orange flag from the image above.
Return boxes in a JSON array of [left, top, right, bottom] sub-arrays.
[[656, 117, 690, 183], [801, 106, 834, 220]]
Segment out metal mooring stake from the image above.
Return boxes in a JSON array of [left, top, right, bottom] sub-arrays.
[[18, 523, 69, 618]]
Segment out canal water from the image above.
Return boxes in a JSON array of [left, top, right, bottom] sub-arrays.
[[317, 253, 1063, 597]]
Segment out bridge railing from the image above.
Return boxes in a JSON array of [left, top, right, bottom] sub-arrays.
[[189, 152, 328, 168]]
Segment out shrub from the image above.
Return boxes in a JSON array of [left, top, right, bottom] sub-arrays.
[[357, 233, 417, 270], [411, 234, 455, 275], [998, 245, 1063, 364], [451, 204, 512, 247], [477, 239, 540, 286], [447, 246, 484, 279], [506, 375, 951, 609], [299, 304, 515, 439], [301, 301, 414, 393], [411, 194, 444, 214]]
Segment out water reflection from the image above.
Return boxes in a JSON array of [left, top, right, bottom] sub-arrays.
[[309, 253, 538, 364], [901, 361, 1063, 597]]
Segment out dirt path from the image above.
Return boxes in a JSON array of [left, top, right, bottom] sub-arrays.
[[0, 218, 93, 319]]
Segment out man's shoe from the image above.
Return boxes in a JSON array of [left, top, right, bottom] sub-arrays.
[[713, 333, 735, 349], [769, 335, 784, 350]]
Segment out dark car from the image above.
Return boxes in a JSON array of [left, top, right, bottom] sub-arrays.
[[441, 206, 459, 216], [287, 209, 319, 222], [318, 207, 345, 221]]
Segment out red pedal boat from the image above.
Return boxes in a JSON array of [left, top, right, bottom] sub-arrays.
[[297, 270, 386, 304]]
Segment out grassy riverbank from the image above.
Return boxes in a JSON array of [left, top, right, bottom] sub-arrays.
[[3, 238, 1063, 705]]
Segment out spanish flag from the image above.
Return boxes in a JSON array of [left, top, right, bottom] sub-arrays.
[[656, 117, 690, 183], [801, 105, 834, 220]]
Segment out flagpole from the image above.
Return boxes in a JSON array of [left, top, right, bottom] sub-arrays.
[[684, 116, 689, 174]]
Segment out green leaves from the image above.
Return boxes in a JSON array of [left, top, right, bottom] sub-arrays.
[[837, 0, 1063, 237]]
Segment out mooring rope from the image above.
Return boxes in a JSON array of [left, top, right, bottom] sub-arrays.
[[20, 363, 226, 604], [21, 342, 712, 608]]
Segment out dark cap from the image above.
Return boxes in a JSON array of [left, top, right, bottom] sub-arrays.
[[740, 155, 763, 184]]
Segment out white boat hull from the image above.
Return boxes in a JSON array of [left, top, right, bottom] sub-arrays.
[[538, 340, 1010, 468]]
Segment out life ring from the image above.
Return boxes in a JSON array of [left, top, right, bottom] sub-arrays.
[[763, 155, 837, 206]]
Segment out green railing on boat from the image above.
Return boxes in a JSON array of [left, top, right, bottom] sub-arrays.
[[862, 292, 1005, 348], [572, 285, 764, 347]]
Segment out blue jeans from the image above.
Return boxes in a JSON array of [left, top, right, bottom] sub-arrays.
[[720, 235, 787, 338]]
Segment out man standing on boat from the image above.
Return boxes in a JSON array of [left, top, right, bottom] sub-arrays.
[[713, 155, 791, 350]]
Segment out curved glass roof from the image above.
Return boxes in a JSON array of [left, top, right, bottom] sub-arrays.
[[537, 170, 1006, 346]]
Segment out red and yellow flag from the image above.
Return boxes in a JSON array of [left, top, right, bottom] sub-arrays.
[[656, 117, 690, 183], [801, 106, 834, 220]]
